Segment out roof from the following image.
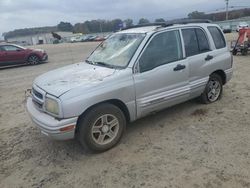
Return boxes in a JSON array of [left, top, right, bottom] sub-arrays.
[[118, 22, 218, 34], [117, 19, 215, 34], [0, 42, 8, 45], [0, 43, 26, 49], [118, 26, 159, 34]]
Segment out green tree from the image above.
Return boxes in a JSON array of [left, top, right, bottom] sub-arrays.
[[155, 18, 165, 22], [187, 11, 206, 19], [138, 18, 150, 25], [124, 19, 133, 27], [111, 19, 123, 31], [57, 22, 73, 32]]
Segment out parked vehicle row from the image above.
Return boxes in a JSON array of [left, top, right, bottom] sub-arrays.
[[0, 43, 48, 68], [220, 22, 249, 33], [26, 20, 233, 152], [221, 25, 232, 33], [70, 35, 108, 43]]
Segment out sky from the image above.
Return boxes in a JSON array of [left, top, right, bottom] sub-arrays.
[[0, 0, 249, 38]]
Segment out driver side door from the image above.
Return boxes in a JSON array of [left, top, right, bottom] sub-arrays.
[[133, 29, 190, 118], [2, 45, 27, 65]]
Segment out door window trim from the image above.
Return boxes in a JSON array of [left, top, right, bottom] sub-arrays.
[[2, 45, 21, 52], [181, 27, 212, 58], [134, 29, 185, 74], [207, 26, 226, 49]]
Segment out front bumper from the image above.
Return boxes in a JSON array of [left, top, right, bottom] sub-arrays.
[[41, 54, 48, 62], [26, 97, 77, 140]]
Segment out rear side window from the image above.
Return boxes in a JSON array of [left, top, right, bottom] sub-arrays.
[[2, 45, 20, 51], [196, 29, 210, 53], [0, 46, 5, 51], [182, 29, 199, 57], [182, 28, 210, 57], [208, 26, 226, 49]]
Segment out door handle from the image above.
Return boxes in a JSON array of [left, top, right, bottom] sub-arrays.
[[205, 55, 213, 61], [173, 64, 186, 71]]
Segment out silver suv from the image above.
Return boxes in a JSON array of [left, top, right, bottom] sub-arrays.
[[27, 20, 233, 152]]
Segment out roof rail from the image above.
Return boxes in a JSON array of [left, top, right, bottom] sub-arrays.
[[123, 19, 212, 30], [166, 19, 212, 25]]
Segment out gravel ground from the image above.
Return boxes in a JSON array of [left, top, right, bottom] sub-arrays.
[[0, 34, 250, 188]]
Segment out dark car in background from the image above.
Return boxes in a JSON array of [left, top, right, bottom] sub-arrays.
[[94, 36, 105, 41], [84, 35, 97, 42], [0, 43, 48, 68], [222, 25, 232, 33]]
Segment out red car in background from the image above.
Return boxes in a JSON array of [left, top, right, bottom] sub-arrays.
[[0, 43, 48, 68]]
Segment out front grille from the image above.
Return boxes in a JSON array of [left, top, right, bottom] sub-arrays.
[[32, 99, 43, 109], [32, 88, 43, 100], [32, 86, 45, 110]]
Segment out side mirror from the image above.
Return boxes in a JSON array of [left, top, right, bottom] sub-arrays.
[[16, 49, 22, 52]]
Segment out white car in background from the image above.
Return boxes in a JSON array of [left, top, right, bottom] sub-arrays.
[[70, 36, 85, 43], [236, 22, 249, 32]]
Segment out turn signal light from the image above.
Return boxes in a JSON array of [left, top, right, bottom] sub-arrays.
[[59, 125, 75, 132]]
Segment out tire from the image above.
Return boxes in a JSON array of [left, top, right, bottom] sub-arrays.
[[241, 48, 248, 56], [27, 55, 40, 65], [200, 73, 223, 104], [232, 49, 237, 56], [77, 103, 126, 152]]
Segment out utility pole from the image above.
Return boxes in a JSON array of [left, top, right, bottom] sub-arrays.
[[225, 0, 229, 20]]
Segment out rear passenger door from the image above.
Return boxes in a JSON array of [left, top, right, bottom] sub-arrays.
[[181, 27, 214, 97]]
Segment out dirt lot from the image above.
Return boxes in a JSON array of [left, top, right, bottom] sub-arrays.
[[0, 34, 250, 188]]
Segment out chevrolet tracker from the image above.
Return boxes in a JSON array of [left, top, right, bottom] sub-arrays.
[[27, 20, 233, 152]]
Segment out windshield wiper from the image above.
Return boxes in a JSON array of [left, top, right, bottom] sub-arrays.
[[86, 60, 116, 69], [93, 61, 116, 69], [85, 59, 94, 64]]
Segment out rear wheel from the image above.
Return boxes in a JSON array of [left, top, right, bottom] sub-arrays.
[[200, 73, 223, 104], [27, 55, 40, 65], [77, 103, 126, 152]]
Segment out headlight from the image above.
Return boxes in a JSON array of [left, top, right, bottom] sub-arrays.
[[45, 97, 59, 115]]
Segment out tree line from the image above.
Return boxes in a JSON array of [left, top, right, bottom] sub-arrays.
[[188, 8, 250, 21], [3, 18, 157, 39], [3, 18, 164, 39], [3, 8, 250, 39]]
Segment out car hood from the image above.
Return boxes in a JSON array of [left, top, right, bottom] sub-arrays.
[[34, 62, 116, 97]]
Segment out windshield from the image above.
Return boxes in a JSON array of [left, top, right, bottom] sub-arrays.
[[15, 44, 26, 50], [87, 33, 145, 68]]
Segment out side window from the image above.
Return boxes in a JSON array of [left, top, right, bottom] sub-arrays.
[[182, 29, 199, 57], [196, 28, 210, 53], [0, 46, 5, 51], [3, 45, 19, 51], [139, 30, 183, 72], [208, 26, 226, 49]]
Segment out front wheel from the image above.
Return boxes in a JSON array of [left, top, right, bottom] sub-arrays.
[[27, 55, 40, 65], [200, 73, 223, 104], [77, 103, 126, 152]]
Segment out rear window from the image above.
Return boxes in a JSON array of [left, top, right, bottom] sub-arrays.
[[208, 26, 226, 49]]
